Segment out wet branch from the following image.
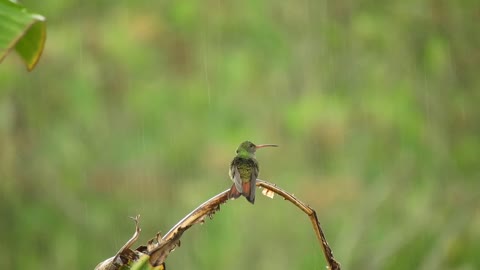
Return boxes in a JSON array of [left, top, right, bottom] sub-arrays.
[[95, 180, 340, 270], [256, 179, 341, 270], [95, 215, 146, 270], [148, 189, 230, 265]]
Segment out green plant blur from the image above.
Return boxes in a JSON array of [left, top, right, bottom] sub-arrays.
[[1, 1, 479, 269]]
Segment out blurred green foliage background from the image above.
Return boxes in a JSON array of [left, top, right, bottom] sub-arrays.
[[1, 1, 479, 269]]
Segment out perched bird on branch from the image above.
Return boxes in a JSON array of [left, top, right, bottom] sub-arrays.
[[228, 141, 278, 204]]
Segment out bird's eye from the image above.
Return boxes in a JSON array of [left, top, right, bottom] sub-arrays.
[[250, 143, 255, 148], [236, 150, 239, 154]]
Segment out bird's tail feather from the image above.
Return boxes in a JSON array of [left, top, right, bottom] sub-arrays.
[[243, 182, 255, 204], [228, 184, 241, 200]]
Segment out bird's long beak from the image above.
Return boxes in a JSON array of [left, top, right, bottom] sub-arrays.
[[256, 144, 279, 149]]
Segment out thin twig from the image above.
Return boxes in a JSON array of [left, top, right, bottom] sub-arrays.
[[256, 179, 341, 270], [95, 215, 142, 270]]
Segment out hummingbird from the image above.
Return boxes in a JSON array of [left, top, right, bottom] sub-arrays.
[[228, 141, 278, 204]]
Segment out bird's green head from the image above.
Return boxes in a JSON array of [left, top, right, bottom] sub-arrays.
[[235, 141, 278, 157]]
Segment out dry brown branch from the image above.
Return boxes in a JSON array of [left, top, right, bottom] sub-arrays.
[[256, 179, 341, 270], [95, 193, 229, 270], [95, 215, 143, 270], [94, 180, 340, 270], [149, 179, 340, 270], [148, 189, 230, 265]]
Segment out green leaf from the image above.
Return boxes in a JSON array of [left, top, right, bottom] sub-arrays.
[[0, 0, 46, 71], [129, 255, 164, 270]]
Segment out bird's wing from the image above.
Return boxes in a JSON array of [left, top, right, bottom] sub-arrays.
[[230, 164, 243, 194], [247, 161, 259, 204]]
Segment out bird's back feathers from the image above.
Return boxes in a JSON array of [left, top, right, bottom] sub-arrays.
[[229, 156, 259, 204]]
